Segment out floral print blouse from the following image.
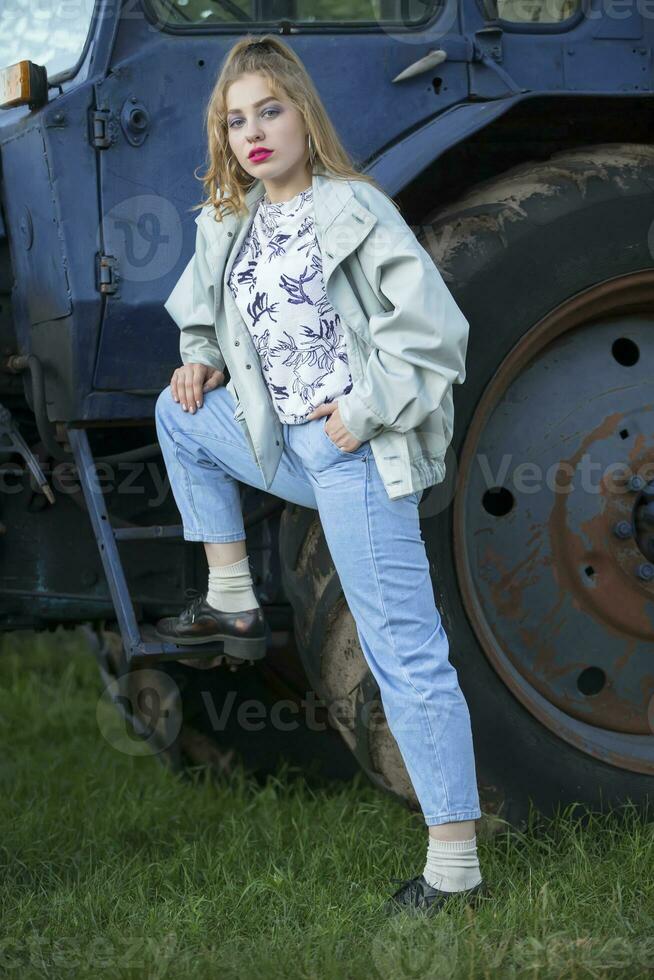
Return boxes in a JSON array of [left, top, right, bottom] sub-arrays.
[[226, 185, 353, 425]]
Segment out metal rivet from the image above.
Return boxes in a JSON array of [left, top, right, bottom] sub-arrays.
[[275, 440, 279, 445], [234, 340, 239, 345], [613, 521, 632, 540], [629, 475, 646, 492], [227, 231, 233, 237], [246, 363, 251, 369]]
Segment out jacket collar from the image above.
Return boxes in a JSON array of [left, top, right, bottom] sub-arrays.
[[224, 171, 378, 292], [242, 170, 355, 232]]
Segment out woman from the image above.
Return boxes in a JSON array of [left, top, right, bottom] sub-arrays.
[[154, 35, 488, 917]]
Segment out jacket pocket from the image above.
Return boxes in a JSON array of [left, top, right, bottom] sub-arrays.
[[320, 417, 368, 457]]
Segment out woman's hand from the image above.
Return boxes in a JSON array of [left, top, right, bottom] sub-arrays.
[[307, 402, 363, 452], [171, 363, 225, 413]]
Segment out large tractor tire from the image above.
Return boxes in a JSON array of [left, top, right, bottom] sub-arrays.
[[85, 622, 360, 787], [280, 143, 654, 829]]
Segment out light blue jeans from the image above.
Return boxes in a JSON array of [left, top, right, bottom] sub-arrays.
[[154, 384, 482, 828]]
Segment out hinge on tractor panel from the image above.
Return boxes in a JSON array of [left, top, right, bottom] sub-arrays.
[[474, 26, 504, 63], [97, 254, 118, 294], [471, 25, 528, 97], [90, 109, 113, 149]]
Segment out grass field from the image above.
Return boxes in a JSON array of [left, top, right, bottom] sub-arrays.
[[0, 627, 652, 979]]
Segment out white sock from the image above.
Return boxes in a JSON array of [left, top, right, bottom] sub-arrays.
[[422, 835, 483, 893], [205, 557, 260, 613]]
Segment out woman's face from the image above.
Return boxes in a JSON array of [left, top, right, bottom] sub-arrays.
[[225, 72, 310, 195]]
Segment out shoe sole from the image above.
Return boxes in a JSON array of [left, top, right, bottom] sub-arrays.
[[153, 628, 268, 661]]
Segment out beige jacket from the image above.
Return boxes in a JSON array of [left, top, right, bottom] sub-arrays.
[[164, 171, 469, 500]]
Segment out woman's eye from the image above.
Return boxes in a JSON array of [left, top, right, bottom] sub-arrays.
[[229, 107, 280, 128]]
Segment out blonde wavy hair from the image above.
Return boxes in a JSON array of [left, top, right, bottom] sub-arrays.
[[191, 34, 400, 221]]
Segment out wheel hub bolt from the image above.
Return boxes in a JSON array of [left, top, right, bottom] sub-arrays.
[[636, 562, 654, 581], [613, 521, 633, 539]]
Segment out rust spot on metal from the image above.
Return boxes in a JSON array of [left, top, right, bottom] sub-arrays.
[[455, 270, 654, 772]]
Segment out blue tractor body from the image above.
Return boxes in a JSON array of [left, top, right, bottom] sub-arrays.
[[0, 0, 652, 823]]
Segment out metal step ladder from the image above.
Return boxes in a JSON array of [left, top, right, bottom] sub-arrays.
[[67, 428, 268, 668]]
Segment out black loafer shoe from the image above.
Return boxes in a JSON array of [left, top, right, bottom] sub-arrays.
[[154, 589, 267, 661], [384, 875, 490, 917]]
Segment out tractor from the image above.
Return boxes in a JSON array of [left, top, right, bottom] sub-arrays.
[[0, 0, 652, 827]]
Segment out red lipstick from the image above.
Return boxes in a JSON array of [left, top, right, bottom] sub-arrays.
[[249, 148, 273, 163]]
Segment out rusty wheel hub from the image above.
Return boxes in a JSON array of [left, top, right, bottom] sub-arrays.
[[455, 272, 654, 774]]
